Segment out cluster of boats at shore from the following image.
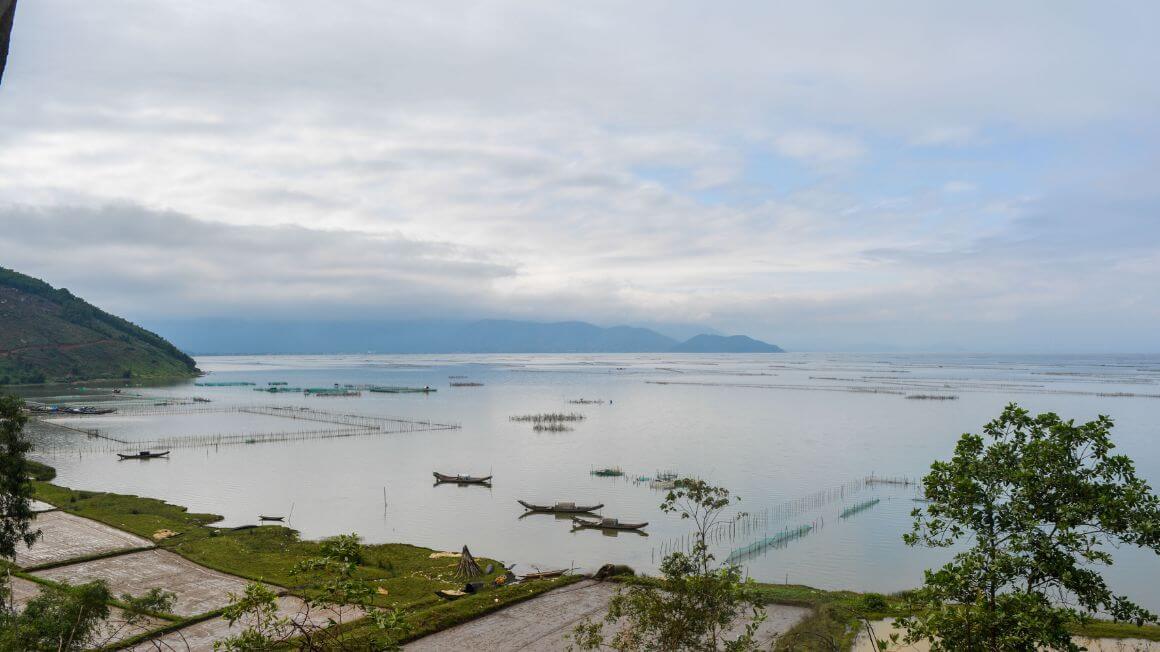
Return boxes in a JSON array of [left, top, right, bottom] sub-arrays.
[[433, 471, 649, 534]]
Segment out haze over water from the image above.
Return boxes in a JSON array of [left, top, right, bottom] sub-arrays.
[[28, 353, 1160, 610]]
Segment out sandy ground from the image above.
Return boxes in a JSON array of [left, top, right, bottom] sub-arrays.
[[406, 579, 811, 651], [33, 548, 254, 616], [12, 509, 153, 568], [30, 499, 56, 512], [852, 618, 1160, 652], [127, 595, 360, 652]]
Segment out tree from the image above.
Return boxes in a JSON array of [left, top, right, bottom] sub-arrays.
[[0, 394, 38, 560], [0, 580, 174, 651], [216, 534, 410, 651], [900, 404, 1160, 651], [572, 479, 765, 651]]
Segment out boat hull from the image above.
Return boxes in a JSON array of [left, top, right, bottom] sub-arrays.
[[117, 451, 170, 460], [433, 472, 492, 484], [518, 500, 604, 513], [571, 517, 648, 531]]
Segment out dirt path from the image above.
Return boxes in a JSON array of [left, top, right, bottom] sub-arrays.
[[405, 579, 812, 651]]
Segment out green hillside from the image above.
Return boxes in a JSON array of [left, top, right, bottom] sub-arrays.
[[0, 266, 199, 384]]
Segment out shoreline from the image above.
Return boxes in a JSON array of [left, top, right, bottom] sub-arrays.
[[15, 472, 1160, 649], [16, 468, 579, 649]]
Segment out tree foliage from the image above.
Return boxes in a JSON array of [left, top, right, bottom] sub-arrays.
[[0, 580, 173, 651], [900, 403, 1160, 651], [0, 394, 38, 559], [572, 479, 765, 651], [216, 534, 410, 651]]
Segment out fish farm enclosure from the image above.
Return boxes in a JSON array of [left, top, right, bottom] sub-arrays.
[[20, 352, 1160, 610]]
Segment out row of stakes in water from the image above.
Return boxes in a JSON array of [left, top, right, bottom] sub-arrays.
[[651, 475, 912, 563]]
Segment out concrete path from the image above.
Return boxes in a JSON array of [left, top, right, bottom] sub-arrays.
[[34, 548, 255, 617], [406, 579, 811, 651], [13, 509, 152, 568], [853, 618, 1160, 652]]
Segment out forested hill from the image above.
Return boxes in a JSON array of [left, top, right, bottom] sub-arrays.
[[0, 267, 199, 384]]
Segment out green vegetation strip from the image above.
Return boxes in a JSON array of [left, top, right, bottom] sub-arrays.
[[103, 609, 226, 651], [20, 545, 156, 573], [752, 584, 1160, 650]]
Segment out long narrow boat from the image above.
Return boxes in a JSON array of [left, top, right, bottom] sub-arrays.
[[518, 500, 604, 514], [116, 451, 170, 460], [571, 516, 648, 531], [258, 515, 285, 521], [433, 472, 492, 484], [519, 569, 569, 581]]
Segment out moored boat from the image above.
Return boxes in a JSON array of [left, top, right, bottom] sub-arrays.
[[519, 569, 568, 580], [117, 450, 170, 460], [258, 515, 285, 521], [433, 472, 492, 484], [571, 516, 647, 531], [517, 500, 603, 514]]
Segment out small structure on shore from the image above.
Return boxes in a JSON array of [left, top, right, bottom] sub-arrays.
[[454, 545, 482, 579]]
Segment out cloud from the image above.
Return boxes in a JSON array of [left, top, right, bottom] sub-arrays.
[[0, 2, 1158, 352], [0, 203, 516, 319], [772, 130, 866, 166], [942, 181, 976, 193], [910, 126, 979, 148]]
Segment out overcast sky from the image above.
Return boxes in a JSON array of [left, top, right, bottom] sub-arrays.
[[2, 2, 1158, 352]]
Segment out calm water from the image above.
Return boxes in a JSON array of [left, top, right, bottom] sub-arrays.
[[24, 353, 1160, 608]]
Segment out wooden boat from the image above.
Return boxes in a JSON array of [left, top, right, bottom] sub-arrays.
[[258, 515, 285, 521], [572, 516, 648, 531], [518, 500, 603, 514], [433, 472, 492, 484], [117, 450, 170, 460], [520, 569, 568, 581]]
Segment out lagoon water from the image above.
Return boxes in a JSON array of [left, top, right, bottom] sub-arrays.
[[26, 353, 1160, 609]]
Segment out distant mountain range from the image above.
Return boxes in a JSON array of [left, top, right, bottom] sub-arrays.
[[0, 267, 198, 384], [147, 318, 784, 355]]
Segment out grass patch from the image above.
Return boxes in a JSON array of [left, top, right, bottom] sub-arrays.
[[1073, 620, 1160, 642], [33, 481, 507, 613], [33, 482, 222, 541], [172, 526, 504, 610], [756, 583, 1160, 649], [27, 459, 56, 481]]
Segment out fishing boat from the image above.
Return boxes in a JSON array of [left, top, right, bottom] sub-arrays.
[[433, 472, 492, 484], [519, 569, 568, 581], [571, 516, 648, 531], [117, 450, 170, 460], [517, 500, 604, 514], [258, 515, 285, 521]]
